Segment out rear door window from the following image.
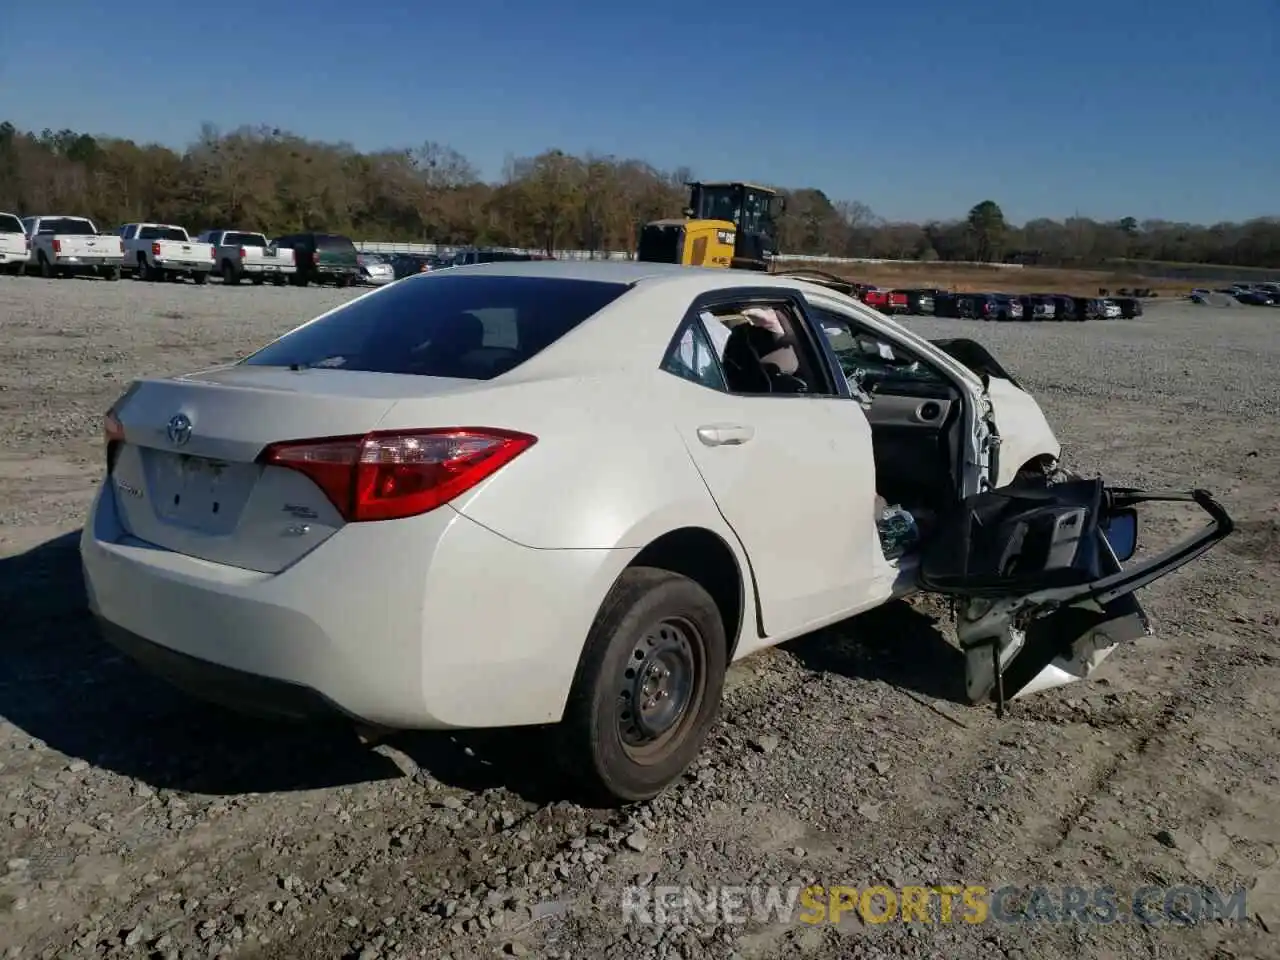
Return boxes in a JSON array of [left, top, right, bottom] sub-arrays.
[[316, 234, 356, 252], [0, 214, 23, 233], [243, 274, 632, 380], [138, 226, 189, 241], [37, 218, 96, 235]]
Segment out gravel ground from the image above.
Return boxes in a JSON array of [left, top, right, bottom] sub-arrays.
[[1, 275, 1278, 960]]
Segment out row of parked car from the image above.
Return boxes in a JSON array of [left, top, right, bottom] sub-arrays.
[[0, 213, 550, 288], [1190, 282, 1280, 306], [844, 284, 1145, 321]]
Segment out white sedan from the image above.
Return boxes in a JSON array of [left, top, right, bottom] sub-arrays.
[[80, 261, 1233, 803]]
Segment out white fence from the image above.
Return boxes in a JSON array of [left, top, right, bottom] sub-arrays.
[[354, 240, 1026, 270]]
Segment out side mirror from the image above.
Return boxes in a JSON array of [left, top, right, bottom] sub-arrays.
[[1102, 508, 1138, 562]]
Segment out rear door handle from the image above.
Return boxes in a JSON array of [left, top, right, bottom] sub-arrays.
[[697, 424, 755, 446]]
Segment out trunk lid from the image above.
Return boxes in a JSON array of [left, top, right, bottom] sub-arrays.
[[55, 234, 117, 259], [154, 238, 215, 265], [106, 367, 475, 573], [0, 218, 25, 257], [316, 239, 359, 270], [246, 244, 295, 268], [0, 227, 26, 258]]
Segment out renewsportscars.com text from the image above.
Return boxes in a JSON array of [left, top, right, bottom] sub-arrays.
[[620, 883, 1249, 927]]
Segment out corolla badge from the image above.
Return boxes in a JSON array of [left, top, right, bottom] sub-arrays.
[[166, 413, 193, 446]]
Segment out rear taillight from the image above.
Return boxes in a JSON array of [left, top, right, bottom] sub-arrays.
[[117, 239, 124, 254], [210, 245, 216, 260], [258, 428, 537, 522], [104, 411, 125, 472], [103, 382, 139, 473], [238, 246, 246, 260], [151, 241, 161, 257], [25, 236, 31, 251], [311, 251, 319, 264], [52, 238, 61, 254]]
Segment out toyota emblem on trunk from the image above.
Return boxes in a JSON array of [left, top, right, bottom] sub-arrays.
[[166, 413, 193, 446]]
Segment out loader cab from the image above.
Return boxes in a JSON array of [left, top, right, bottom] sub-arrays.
[[636, 181, 784, 271], [688, 181, 782, 269]]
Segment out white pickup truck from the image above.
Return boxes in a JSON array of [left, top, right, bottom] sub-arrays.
[[119, 223, 215, 284], [21, 215, 124, 279], [0, 212, 28, 275], [197, 229, 296, 285]]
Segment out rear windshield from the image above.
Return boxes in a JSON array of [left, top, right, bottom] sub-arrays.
[[316, 234, 356, 251], [37, 218, 96, 235], [0, 214, 22, 233], [243, 274, 632, 380], [139, 225, 189, 241], [223, 231, 267, 246]]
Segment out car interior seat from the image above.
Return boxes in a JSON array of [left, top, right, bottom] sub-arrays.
[[722, 323, 807, 394]]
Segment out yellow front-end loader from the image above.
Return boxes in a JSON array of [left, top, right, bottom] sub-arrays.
[[636, 181, 784, 271]]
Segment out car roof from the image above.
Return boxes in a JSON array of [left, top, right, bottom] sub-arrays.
[[437, 258, 825, 288], [407, 260, 873, 383]]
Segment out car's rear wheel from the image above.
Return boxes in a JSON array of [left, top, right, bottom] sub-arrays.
[[557, 567, 727, 805]]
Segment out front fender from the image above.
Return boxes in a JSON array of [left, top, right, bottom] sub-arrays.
[[987, 377, 1061, 486]]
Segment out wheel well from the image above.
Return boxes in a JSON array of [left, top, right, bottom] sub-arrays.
[[629, 528, 745, 657], [1016, 453, 1057, 476]]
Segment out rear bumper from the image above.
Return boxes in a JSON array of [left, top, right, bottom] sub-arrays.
[[95, 618, 350, 721], [53, 255, 124, 267], [154, 258, 214, 273], [80, 482, 634, 729], [242, 262, 296, 274]]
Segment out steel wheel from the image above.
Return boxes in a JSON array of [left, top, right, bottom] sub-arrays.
[[617, 616, 707, 764], [558, 567, 728, 804]]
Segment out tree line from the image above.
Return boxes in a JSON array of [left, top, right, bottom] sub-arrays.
[[1, 121, 1276, 268]]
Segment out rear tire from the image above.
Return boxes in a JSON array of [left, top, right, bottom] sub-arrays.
[[223, 260, 241, 285], [38, 254, 53, 279], [555, 567, 727, 805], [192, 272, 208, 285], [103, 266, 120, 281]]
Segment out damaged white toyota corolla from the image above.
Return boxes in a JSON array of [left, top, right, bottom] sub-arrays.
[[80, 261, 1233, 804]]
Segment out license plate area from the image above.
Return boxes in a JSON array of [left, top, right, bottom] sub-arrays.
[[143, 450, 258, 535]]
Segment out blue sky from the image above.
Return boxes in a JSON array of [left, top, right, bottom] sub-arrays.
[[2, 0, 1276, 224]]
